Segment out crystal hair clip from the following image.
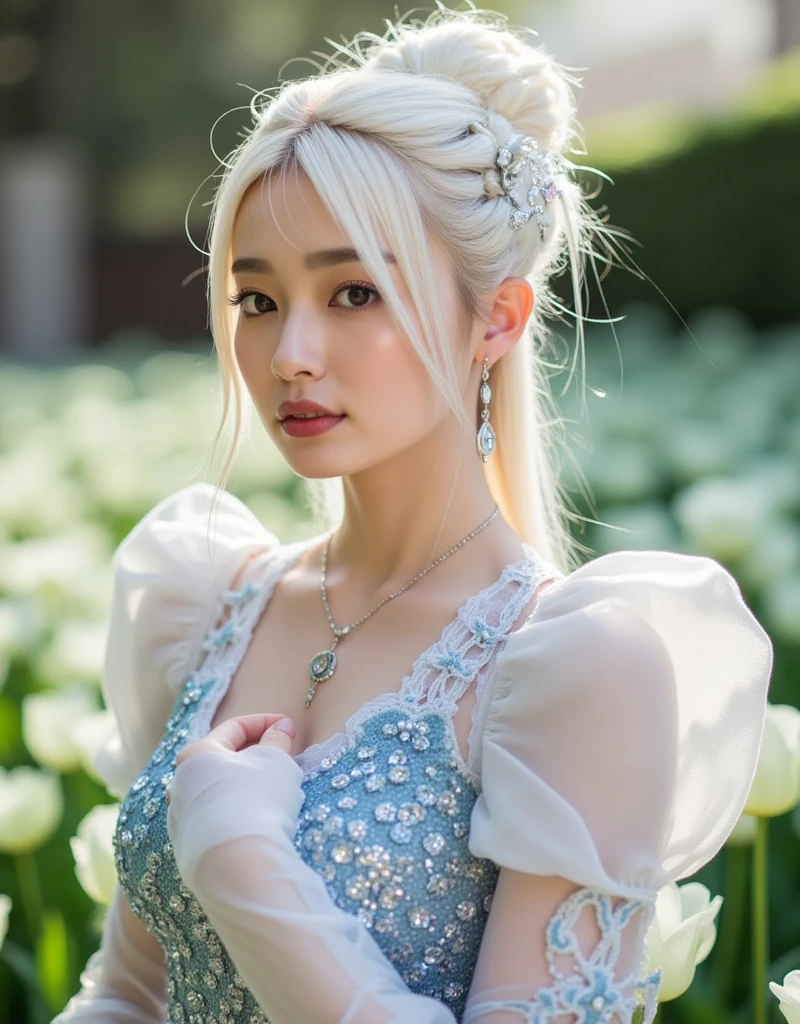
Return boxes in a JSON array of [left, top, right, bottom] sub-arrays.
[[496, 133, 563, 237]]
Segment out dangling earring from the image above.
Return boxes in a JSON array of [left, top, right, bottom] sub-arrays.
[[476, 356, 496, 462]]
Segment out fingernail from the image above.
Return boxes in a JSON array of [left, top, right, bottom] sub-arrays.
[[273, 718, 295, 738]]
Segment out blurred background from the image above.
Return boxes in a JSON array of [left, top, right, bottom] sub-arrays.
[[0, 1, 799, 1022], [1, 0, 799, 354]]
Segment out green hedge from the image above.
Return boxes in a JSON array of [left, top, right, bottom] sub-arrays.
[[577, 49, 800, 328]]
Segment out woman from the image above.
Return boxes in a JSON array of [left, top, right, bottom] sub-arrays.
[[54, 5, 772, 1022]]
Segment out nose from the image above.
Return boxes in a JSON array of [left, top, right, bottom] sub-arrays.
[[270, 306, 325, 381]]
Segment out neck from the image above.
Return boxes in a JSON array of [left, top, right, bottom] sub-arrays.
[[320, 419, 525, 600]]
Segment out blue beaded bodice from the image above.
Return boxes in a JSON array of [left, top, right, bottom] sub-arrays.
[[112, 539, 558, 1023]]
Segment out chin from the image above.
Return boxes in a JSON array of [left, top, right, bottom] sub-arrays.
[[282, 448, 386, 481]]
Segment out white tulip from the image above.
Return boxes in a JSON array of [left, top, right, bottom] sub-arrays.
[[0, 446, 79, 535], [664, 419, 737, 483], [0, 523, 109, 597], [61, 565, 114, 621], [741, 457, 800, 518], [738, 520, 800, 592], [70, 709, 119, 783], [22, 686, 99, 772], [0, 601, 23, 661], [0, 766, 63, 854], [771, 970, 800, 1024], [645, 881, 723, 1002], [744, 703, 800, 817], [725, 810, 758, 847], [587, 442, 660, 504], [0, 894, 10, 950], [591, 503, 679, 556], [70, 804, 120, 906], [672, 477, 769, 560], [763, 577, 800, 646], [35, 619, 108, 687]]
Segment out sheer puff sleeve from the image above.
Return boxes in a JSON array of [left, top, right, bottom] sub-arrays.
[[461, 548, 773, 1022], [54, 483, 278, 1022], [93, 482, 278, 800]]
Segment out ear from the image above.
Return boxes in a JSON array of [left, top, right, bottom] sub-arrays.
[[476, 276, 534, 365]]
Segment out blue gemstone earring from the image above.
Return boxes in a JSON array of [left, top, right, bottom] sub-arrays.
[[476, 357, 495, 462]]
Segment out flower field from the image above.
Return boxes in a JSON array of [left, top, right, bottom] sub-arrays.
[[0, 303, 798, 1023]]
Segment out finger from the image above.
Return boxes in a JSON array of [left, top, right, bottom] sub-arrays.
[[257, 716, 296, 755], [201, 713, 287, 754]]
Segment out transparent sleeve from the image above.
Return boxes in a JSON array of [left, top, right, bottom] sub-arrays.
[[51, 886, 167, 1023], [59, 482, 276, 1018], [460, 548, 772, 1022], [166, 744, 460, 1024], [165, 744, 659, 1024], [165, 548, 772, 1024]]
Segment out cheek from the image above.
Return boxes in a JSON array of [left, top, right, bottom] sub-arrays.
[[353, 328, 441, 425], [233, 328, 263, 388]]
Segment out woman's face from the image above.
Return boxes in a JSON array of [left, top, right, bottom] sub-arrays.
[[229, 169, 479, 480]]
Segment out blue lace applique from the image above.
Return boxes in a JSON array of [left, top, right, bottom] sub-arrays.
[[201, 619, 239, 652], [464, 887, 663, 1023], [200, 580, 263, 652], [433, 648, 472, 680], [222, 580, 258, 605], [468, 618, 507, 648]]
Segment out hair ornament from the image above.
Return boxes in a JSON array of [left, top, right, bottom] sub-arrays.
[[496, 133, 563, 237]]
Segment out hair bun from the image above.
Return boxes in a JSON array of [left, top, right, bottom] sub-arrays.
[[364, 12, 577, 155]]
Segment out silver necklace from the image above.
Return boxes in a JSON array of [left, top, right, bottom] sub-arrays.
[[305, 506, 500, 708]]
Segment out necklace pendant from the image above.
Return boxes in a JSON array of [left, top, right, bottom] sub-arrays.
[[310, 648, 337, 682], [307, 647, 337, 707]]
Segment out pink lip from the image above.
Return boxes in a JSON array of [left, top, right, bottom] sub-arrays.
[[280, 414, 346, 438], [278, 398, 340, 420]]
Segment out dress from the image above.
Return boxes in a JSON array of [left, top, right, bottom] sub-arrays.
[[53, 483, 773, 1024]]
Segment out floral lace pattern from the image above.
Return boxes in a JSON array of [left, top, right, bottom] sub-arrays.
[[188, 537, 563, 790], [462, 888, 663, 1023], [113, 539, 565, 1023]]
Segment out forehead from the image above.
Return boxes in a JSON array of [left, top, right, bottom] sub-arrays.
[[233, 169, 348, 254]]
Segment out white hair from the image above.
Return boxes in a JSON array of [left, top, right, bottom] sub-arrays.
[[199, 3, 627, 572]]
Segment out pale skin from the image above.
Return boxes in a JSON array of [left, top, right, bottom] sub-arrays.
[[185, 166, 547, 763], [231, 168, 533, 586], [158, 169, 637, 1022]]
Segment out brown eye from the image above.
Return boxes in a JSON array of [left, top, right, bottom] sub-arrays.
[[242, 292, 274, 315], [333, 283, 380, 309], [228, 290, 275, 316]]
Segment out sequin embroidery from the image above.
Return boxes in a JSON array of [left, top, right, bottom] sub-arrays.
[[113, 539, 558, 1022]]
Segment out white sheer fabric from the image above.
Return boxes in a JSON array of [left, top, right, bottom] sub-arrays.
[[93, 484, 278, 799], [469, 548, 773, 893], [54, 485, 276, 1022], [165, 743, 460, 1024], [52, 885, 167, 1022], [56, 484, 773, 1023]]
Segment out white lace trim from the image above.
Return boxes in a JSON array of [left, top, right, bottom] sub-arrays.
[[184, 537, 562, 788], [462, 888, 662, 1023]]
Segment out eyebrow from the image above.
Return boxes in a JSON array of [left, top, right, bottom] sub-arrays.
[[231, 248, 396, 275]]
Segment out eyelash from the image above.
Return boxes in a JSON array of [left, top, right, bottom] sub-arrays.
[[227, 281, 381, 318]]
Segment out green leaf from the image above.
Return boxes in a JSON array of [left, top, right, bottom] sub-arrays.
[[673, 989, 731, 1024], [0, 693, 21, 759], [0, 939, 51, 1024], [769, 944, 800, 981], [35, 908, 70, 1012]]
